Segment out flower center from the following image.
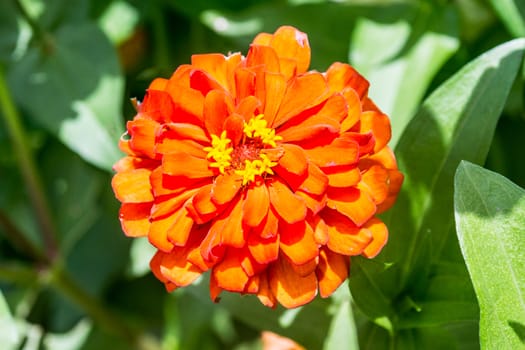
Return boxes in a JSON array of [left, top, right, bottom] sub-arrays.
[[204, 114, 281, 185]]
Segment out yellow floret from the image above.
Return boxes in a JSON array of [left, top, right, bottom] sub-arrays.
[[204, 131, 233, 173], [243, 114, 283, 147]]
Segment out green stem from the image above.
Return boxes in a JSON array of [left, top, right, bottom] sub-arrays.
[[0, 65, 58, 261], [13, 0, 55, 54], [0, 210, 48, 263]]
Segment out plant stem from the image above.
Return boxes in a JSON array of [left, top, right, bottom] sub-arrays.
[[0, 65, 58, 261], [12, 0, 55, 54]]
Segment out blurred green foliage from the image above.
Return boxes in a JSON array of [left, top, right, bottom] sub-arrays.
[[1, 0, 524, 349]]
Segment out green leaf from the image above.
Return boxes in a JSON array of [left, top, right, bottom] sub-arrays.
[[0, 291, 20, 349], [349, 37, 525, 324], [323, 299, 359, 350], [350, 4, 459, 146], [8, 22, 124, 171], [488, 0, 525, 37], [454, 161, 525, 349]]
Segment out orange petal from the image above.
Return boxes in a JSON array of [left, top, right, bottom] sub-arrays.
[[257, 271, 277, 308], [360, 111, 391, 152], [112, 168, 154, 203], [244, 275, 260, 294], [211, 173, 243, 206], [213, 196, 245, 248], [127, 118, 160, 159], [223, 113, 245, 145], [279, 221, 319, 265], [316, 248, 349, 298], [235, 95, 261, 120], [189, 69, 224, 96], [269, 257, 317, 308], [248, 233, 279, 265], [191, 53, 231, 90], [312, 217, 329, 245], [304, 138, 359, 168], [270, 26, 311, 75], [268, 179, 307, 224], [150, 251, 168, 284], [159, 249, 203, 287], [358, 165, 389, 204], [276, 94, 344, 142], [113, 155, 158, 173], [262, 72, 287, 126], [150, 167, 207, 197], [361, 218, 388, 258], [246, 44, 280, 73], [276, 143, 308, 176], [326, 62, 369, 99], [288, 257, 317, 277], [140, 89, 175, 123], [295, 190, 326, 215], [234, 68, 256, 101], [148, 77, 168, 90], [192, 184, 219, 218], [377, 169, 404, 213], [162, 152, 213, 178], [326, 187, 376, 226], [325, 165, 361, 188], [243, 184, 270, 227], [149, 215, 176, 252], [165, 66, 204, 122], [340, 88, 362, 132], [150, 188, 198, 219], [166, 206, 194, 246], [272, 72, 329, 128], [343, 131, 375, 157], [257, 206, 279, 239], [298, 163, 328, 195], [203, 89, 233, 136], [155, 138, 207, 158], [212, 252, 250, 292], [161, 122, 209, 143], [261, 331, 305, 350], [323, 209, 373, 256], [118, 202, 152, 237]]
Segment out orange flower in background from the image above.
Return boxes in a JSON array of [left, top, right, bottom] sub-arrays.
[[112, 26, 403, 308]]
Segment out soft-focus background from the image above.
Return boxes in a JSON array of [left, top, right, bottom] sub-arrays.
[[1, 0, 524, 349]]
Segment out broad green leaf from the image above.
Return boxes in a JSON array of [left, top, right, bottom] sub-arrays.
[[455, 161, 525, 349], [97, 1, 140, 45], [323, 299, 359, 350], [488, 0, 525, 37], [8, 22, 124, 171], [43, 319, 91, 350], [349, 38, 525, 323], [0, 291, 19, 350], [350, 4, 459, 146]]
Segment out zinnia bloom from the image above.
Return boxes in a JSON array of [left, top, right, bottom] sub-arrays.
[[112, 26, 403, 308]]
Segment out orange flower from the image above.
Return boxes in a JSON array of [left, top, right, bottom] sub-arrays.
[[112, 26, 403, 308]]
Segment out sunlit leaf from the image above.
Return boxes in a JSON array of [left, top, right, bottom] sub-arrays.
[[350, 37, 525, 326], [350, 4, 459, 146], [455, 161, 525, 349], [8, 22, 124, 171], [488, 0, 525, 37], [323, 299, 358, 350], [0, 291, 20, 350]]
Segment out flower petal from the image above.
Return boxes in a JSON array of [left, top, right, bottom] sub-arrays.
[[325, 165, 361, 188], [269, 257, 317, 309], [269, 26, 311, 75], [279, 221, 318, 265], [112, 168, 154, 203], [211, 173, 243, 206], [358, 164, 389, 204], [268, 179, 307, 224], [326, 62, 369, 99], [304, 138, 359, 168], [262, 72, 287, 126], [118, 203, 152, 237], [159, 249, 203, 287], [326, 187, 376, 226], [248, 233, 279, 265], [149, 215, 176, 252], [361, 218, 388, 258], [162, 152, 214, 178], [150, 188, 198, 219], [166, 206, 194, 246], [127, 118, 160, 159], [161, 122, 209, 143], [323, 209, 373, 256], [317, 248, 349, 298], [276, 143, 308, 176], [243, 184, 270, 227], [272, 72, 329, 128], [298, 163, 328, 195], [212, 252, 250, 292], [257, 271, 277, 308], [360, 110, 391, 152], [140, 89, 175, 123], [203, 89, 233, 136]]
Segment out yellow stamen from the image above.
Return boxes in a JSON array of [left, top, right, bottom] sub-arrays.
[[243, 114, 283, 147], [235, 153, 278, 185], [204, 131, 233, 174]]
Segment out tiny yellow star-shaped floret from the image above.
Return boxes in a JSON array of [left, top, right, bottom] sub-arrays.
[[243, 114, 283, 147], [204, 131, 233, 173], [235, 153, 278, 185]]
